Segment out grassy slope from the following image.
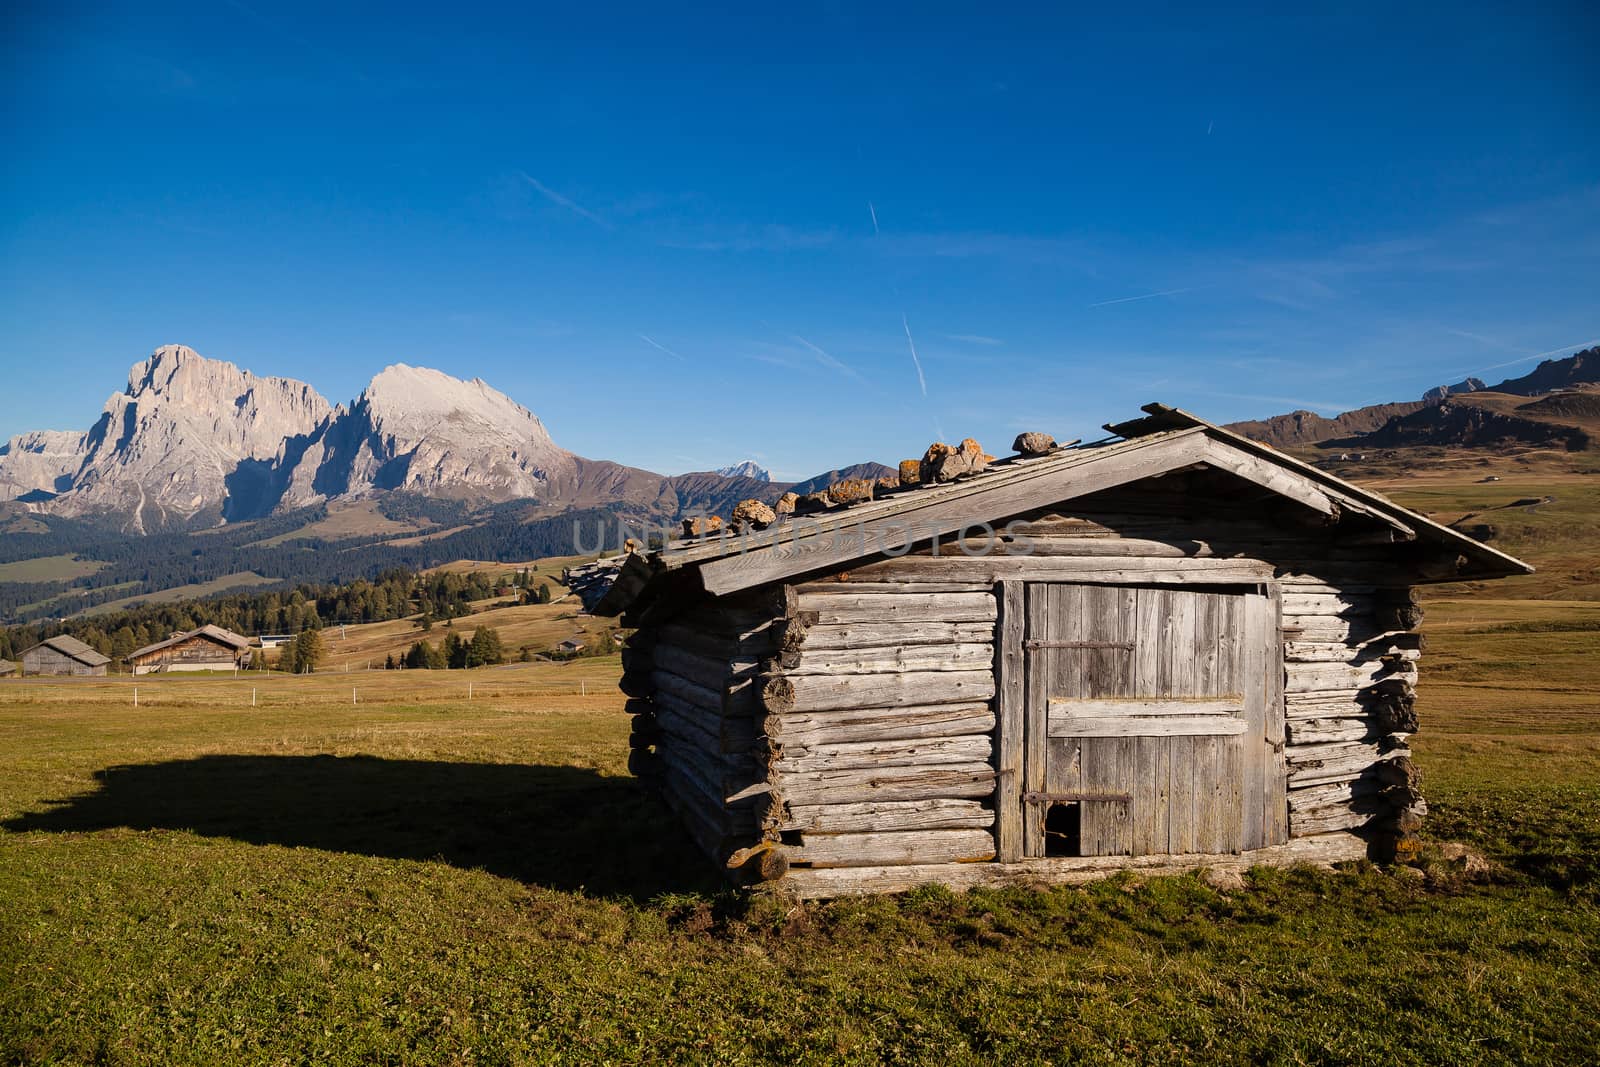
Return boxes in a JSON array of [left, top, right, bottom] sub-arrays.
[[311, 554, 611, 667], [0, 554, 105, 583], [74, 572, 281, 618]]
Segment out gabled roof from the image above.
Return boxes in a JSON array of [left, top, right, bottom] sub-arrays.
[[128, 624, 252, 661], [23, 634, 112, 667], [598, 403, 1531, 614]]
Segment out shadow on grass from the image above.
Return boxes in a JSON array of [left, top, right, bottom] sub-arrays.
[[3, 755, 722, 901]]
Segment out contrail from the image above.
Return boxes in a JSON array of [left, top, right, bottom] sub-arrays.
[[520, 172, 613, 229], [638, 334, 685, 361], [1471, 337, 1600, 374], [793, 335, 862, 380], [1088, 285, 1204, 308], [902, 314, 928, 397], [868, 201, 880, 235]]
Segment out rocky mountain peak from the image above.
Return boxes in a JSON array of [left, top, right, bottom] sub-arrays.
[[714, 460, 771, 481], [1422, 377, 1486, 403]]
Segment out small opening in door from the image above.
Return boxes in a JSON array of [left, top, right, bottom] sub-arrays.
[[1044, 802, 1082, 857]]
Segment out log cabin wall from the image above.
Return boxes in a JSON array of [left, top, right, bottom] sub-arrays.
[[624, 471, 1432, 891], [620, 594, 774, 880], [758, 584, 999, 875]]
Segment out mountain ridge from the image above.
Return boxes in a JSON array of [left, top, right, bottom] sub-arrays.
[[1225, 347, 1600, 451], [0, 346, 839, 533]]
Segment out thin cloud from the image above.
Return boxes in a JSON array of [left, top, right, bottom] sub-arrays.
[[519, 172, 613, 229], [902, 315, 928, 398], [1446, 328, 1522, 353], [1188, 388, 1357, 415], [1471, 337, 1600, 374], [943, 333, 1004, 347], [792, 335, 864, 380], [1088, 285, 1206, 308], [638, 334, 685, 361], [868, 201, 880, 235]]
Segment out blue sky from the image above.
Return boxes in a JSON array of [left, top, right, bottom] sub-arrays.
[[3, 4, 1597, 479]]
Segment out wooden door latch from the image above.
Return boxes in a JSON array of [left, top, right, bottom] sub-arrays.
[[1023, 790, 1132, 805]]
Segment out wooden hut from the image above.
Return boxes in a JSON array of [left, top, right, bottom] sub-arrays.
[[20, 635, 110, 677], [128, 625, 253, 675], [0, 659, 16, 678], [586, 405, 1531, 898]]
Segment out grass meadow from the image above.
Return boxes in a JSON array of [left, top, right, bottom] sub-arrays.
[[2, 611, 1598, 1065]]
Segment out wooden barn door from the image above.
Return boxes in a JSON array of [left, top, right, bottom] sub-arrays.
[[1014, 583, 1285, 859]]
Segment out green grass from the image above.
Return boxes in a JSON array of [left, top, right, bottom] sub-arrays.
[[2, 616, 1598, 1065], [0, 554, 105, 583], [73, 572, 280, 617]]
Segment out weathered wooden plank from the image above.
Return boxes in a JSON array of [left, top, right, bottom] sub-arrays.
[[996, 580, 1026, 864], [1285, 641, 1420, 663], [1286, 716, 1384, 745], [1082, 737, 1134, 856], [796, 590, 997, 625], [1192, 735, 1223, 854], [772, 833, 1371, 898], [774, 735, 992, 774], [1048, 714, 1247, 738], [785, 621, 996, 651], [774, 763, 997, 805], [1281, 592, 1377, 617], [762, 670, 995, 713], [1285, 660, 1415, 694], [778, 799, 995, 835], [1131, 736, 1169, 856], [763, 704, 995, 746], [785, 642, 994, 676], [1022, 585, 1050, 857], [1261, 582, 1289, 847], [1290, 806, 1376, 837], [846, 555, 1275, 587], [652, 691, 759, 753], [1047, 698, 1244, 719], [794, 580, 994, 594], [1287, 777, 1380, 814], [652, 667, 758, 718], [656, 619, 782, 658], [789, 829, 996, 868]]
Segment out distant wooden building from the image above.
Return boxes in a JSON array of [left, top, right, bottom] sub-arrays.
[[590, 405, 1532, 898], [0, 659, 16, 677], [20, 635, 110, 677], [558, 639, 586, 653], [128, 625, 253, 675]]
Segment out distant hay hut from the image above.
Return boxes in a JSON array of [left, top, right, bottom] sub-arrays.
[[20, 635, 110, 677], [587, 404, 1532, 898], [128, 625, 254, 675]]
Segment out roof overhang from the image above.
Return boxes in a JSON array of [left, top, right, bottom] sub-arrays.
[[599, 404, 1532, 615]]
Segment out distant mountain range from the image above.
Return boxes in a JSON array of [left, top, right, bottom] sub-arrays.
[[1226, 347, 1600, 452], [0, 346, 856, 534]]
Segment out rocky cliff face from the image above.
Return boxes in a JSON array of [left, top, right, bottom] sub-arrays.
[[263, 364, 582, 513], [0, 430, 88, 501], [0, 346, 334, 530]]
